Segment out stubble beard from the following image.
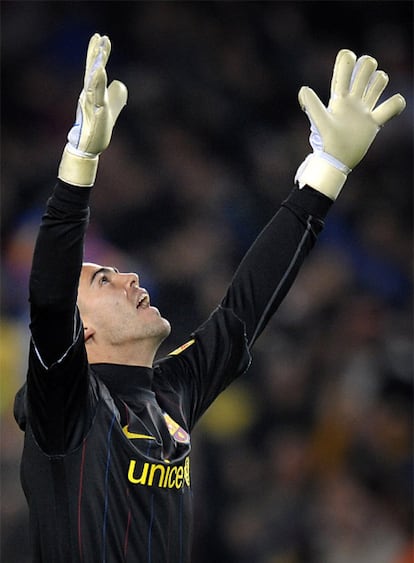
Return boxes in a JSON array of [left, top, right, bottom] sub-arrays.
[[112, 310, 171, 348]]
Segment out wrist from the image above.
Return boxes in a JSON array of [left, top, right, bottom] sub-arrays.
[[295, 153, 349, 200], [286, 185, 333, 221], [58, 144, 99, 187]]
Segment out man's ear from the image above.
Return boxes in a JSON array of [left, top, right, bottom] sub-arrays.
[[83, 325, 95, 343]]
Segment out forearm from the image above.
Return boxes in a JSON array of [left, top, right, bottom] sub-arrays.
[[221, 185, 332, 347], [29, 180, 91, 366]]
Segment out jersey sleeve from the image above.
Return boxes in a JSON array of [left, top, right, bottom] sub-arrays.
[[221, 185, 332, 347], [25, 180, 93, 454], [154, 305, 252, 430], [153, 186, 332, 429], [29, 181, 90, 365]]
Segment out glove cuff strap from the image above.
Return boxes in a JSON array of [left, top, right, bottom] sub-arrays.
[[295, 153, 349, 200], [315, 151, 352, 175], [58, 145, 99, 187]]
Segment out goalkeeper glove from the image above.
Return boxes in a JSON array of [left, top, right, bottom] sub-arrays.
[[58, 33, 128, 187], [295, 49, 406, 200]]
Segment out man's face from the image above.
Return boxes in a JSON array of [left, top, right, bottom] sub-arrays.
[[77, 263, 171, 350]]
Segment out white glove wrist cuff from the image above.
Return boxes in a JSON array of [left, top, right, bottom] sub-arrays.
[[58, 144, 99, 187], [65, 143, 99, 159], [295, 153, 349, 200]]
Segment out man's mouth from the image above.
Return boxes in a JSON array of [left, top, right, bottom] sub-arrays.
[[136, 291, 150, 309]]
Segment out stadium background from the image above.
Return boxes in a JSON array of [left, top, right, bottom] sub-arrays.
[[1, 1, 412, 562]]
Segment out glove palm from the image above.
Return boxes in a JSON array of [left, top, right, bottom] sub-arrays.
[[296, 49, 406, 199]]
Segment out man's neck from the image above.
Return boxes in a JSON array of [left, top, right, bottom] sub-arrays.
[[86, 342, 158, 368]]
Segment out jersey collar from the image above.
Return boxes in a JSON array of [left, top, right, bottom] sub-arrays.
[[91, 363, 154, 399]]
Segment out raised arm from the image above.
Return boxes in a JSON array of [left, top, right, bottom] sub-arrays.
[[30, 34, 128, 367], [222, 49, 406, 347]]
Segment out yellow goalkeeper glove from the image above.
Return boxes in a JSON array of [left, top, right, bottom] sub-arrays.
[[295, 49, 406, 200], [58, 33, 128, 187]]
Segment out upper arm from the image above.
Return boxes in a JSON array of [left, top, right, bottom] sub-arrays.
[[155, 306, 252, 430], [27, 308, 93, 454]]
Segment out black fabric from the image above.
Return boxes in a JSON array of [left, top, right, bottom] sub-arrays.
[[14, 181, 332, 562]]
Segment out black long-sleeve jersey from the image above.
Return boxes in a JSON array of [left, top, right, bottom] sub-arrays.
[[14, 180, 331, 562]]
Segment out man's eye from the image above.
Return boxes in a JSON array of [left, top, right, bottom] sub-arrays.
[[100, 275, 109, 285]]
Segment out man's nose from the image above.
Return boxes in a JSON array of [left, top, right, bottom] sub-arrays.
[[121, 272, 139, 287]]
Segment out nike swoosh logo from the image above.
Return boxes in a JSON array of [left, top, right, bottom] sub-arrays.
[[122, 425, 156, 440]]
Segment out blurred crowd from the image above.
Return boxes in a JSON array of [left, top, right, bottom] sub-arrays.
[[1, 2, 412, 562]]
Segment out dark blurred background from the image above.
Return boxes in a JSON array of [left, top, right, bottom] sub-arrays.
[[1, 2, 413, 562]]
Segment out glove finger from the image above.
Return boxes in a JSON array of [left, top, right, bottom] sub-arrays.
[[330, 49, 357, 98], [299, 86, 330, 131], [372, 93, 406, 126], [107, 80, 128, 121], [84, 35, 111, 90], [350, 55, 378, 99], [85, 34, 101, 75], [85, 66, 107, 108], [99, 35, 111, 69], [363, 70, 389, 110]]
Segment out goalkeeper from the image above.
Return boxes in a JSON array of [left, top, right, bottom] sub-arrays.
[[14, 34, 405, 563]]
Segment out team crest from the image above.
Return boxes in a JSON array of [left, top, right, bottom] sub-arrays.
[[163, 412, 190, 444]]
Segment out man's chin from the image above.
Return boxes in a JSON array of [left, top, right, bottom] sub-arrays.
[[160, 318, 172, 340], [151, 315, 171, 345]]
